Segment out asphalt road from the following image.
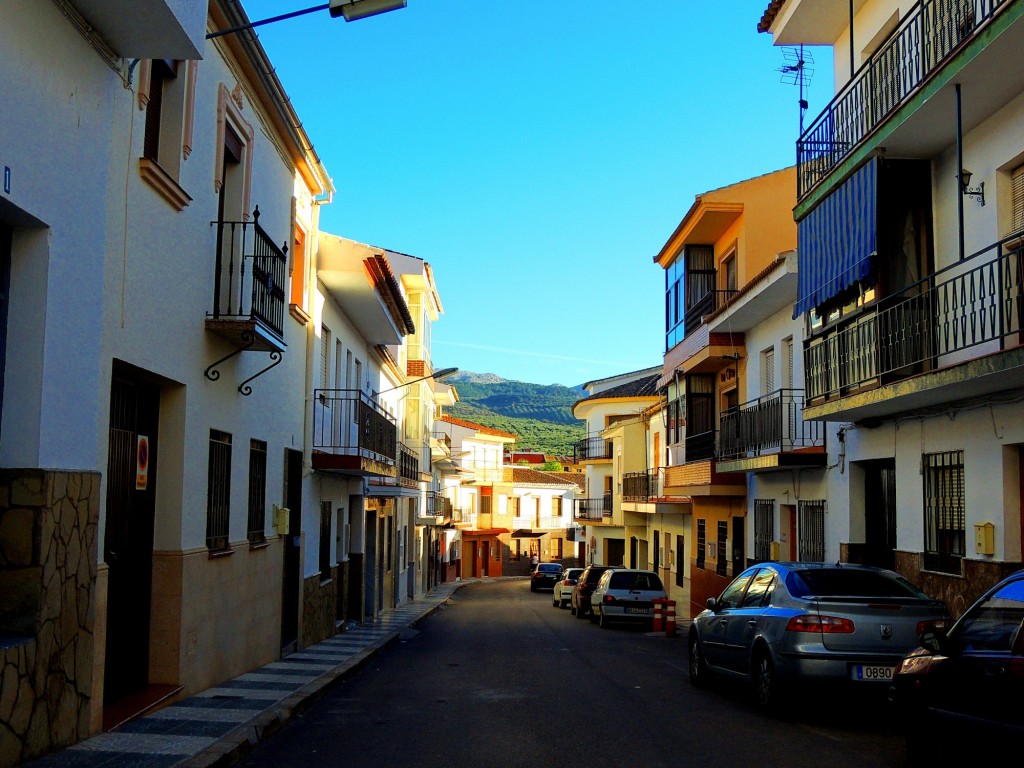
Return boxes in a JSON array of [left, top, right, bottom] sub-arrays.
[[238, 579, 907, 768]]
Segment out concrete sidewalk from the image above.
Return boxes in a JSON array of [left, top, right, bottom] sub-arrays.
[[24, 581, 466, 768]]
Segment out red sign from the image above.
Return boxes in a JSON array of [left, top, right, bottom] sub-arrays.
[[136, 435, 149, 490]]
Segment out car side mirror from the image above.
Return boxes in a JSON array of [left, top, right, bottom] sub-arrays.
[[919, 630, 948, 654], [706, 597, 718, 612]]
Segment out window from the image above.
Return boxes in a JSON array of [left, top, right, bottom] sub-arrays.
[[320, 325, 331, 390], [1012, 163, 1024, 234], [207, 430, 232, 551], [782, 337, 794, 390], [754, 499, 775, 562], [798, 500, 826, 562], [247, 439, 267, 544], [923, 450, 965, 574], [723, 252, 737, 292], [551, 497, 561, 518], [137, 59, 196, 210], [740, 568, 776, 607], [508, 496, 520, 517], [319, 501, 332, 580], [290, 227, 307, 311], [696, 519, 706, 570], [653, 529, 660, 570], [762, 347, 775, 395], [716, 521, 728, 577], [716, 569, 754, 609], [549, 538, 562, 559]]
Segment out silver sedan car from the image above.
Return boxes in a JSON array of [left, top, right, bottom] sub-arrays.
[[688, 562, 949, 708]]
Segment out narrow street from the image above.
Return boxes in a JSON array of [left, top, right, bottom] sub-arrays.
[[238, 579, 906, 768]]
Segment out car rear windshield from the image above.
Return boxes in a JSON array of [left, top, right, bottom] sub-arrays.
[[787, 568, 930, 599], [608, 572, 664, 591], [537, 564, 562, 573]]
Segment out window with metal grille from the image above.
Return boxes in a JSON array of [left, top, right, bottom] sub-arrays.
[[923, 450, 965, 574], [247, 439, 267, 544], [754, 499, 775, 562], [319, 500, 332, 581], [206, 430, 232, 551], [798, 500, 826, 562], [716, 521, 728, 576], [696, 519, 706, 570]]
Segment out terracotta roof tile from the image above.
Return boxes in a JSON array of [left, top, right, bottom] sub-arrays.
[[439, 414, 518, 440]]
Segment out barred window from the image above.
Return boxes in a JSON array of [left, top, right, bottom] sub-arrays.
[[675, 535, 685, 587], [716, 521, 728, 577], [754, 499, 775, 562], [923, 450, 965, 574], [696, 519, 706, 570], [207, 430, 232, 551], [798, 500, 826, 562], [247, 439, 267, 544]]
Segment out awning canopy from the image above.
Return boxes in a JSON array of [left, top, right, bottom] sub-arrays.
[[511, 530, 546, 538], [793, 160, 877, 318]]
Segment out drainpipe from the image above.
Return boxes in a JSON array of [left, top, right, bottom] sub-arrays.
[[955, 84, 966, 261]]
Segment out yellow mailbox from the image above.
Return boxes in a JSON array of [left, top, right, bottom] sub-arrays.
[[974, 522, 995, 556], [273, 505, 290, 535]]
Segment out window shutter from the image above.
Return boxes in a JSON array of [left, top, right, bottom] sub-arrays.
[[1012, 164, 1024, 233]]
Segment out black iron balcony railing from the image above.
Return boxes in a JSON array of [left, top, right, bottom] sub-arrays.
[[622, 470, 659, 501], [684, 289, 739, 336], [574, 436, 613, 462], [312, 389, 397, 463], [797, 0, 1006, 199], [574, 496, 612, 522], [685, 429, 717, 463], [719, 389, 823, 460], [805, 235, 1024, 401], [397, 442, 420, 487], [211, 206, 288, 339]]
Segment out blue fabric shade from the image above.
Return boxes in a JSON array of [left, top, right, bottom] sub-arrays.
[[793, 160, 877, 318]]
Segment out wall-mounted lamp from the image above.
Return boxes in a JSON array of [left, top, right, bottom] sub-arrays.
[[960, 168, 985, 206], [207, 0, 406, 40], [376, 367, 459, 396]]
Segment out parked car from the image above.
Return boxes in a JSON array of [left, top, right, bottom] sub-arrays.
[[890, 568, 1024, 762], [553, 567, 584, 608], [530, 563, 564, 592], [570, 564, 618, 620], [590, 568, 667, 629], [688, 562, 949, 709]]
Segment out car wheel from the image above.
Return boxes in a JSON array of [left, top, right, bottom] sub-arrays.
[[689, 635, 709, 688], [588, 608, 598, 624], [598, 610, 609, 629], [575, 603, 588, 620], [552, 595, 559, 607], [569, 602, 576, 615], [530, 585, 537, 592], [751, 649, 779, 710], [559, 599, 568, 609]]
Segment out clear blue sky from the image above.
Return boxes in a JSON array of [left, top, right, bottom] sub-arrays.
[[241, 0, 832, 387]]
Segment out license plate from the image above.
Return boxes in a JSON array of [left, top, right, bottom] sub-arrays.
[[625, 607, 647, 615], [852, 664, 894, 681]]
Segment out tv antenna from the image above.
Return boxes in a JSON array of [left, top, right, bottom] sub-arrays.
[[779, 46, 814, 134]]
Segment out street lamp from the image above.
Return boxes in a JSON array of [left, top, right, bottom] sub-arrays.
[[376, 367, 459, 396], [206, 0, 406, 40]]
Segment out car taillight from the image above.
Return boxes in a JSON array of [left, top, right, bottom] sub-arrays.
[[916, 618, 949, 635], [785, 614, 855, 633]]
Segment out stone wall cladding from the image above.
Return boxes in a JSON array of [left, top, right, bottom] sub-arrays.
[[0, 469, 99, 767], [302, 566, 338, 648]]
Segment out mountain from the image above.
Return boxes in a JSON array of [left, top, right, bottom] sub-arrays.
[[445, 372, 586, 455]]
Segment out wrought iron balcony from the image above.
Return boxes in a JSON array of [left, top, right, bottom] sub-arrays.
[[208, 207, 288, 347], [426, 491, 453, 519], [622, 470, 659, 501], [452, 508, 477, 527], [797, 0, 1007, 200], [804, 235, 1024, 404], [574, 496, 612, 522], [311, 389, 397, 476], [685, 429, 717, 463], [718, 389, 823, 460], [574, 437, 612, 462]]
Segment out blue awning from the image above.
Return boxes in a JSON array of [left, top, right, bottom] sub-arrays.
[[793, 160, 877, 318]]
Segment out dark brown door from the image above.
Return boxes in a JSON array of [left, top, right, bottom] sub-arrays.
[[104, 373, 159, 703], [281, 449, 302, 651], [864, 459, 897, 570]]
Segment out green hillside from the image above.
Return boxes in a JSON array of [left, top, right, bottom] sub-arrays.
[[446, 374, 586, 455]]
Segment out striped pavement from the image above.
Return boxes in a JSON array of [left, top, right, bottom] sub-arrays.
[[24, 580, 467, 768]]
